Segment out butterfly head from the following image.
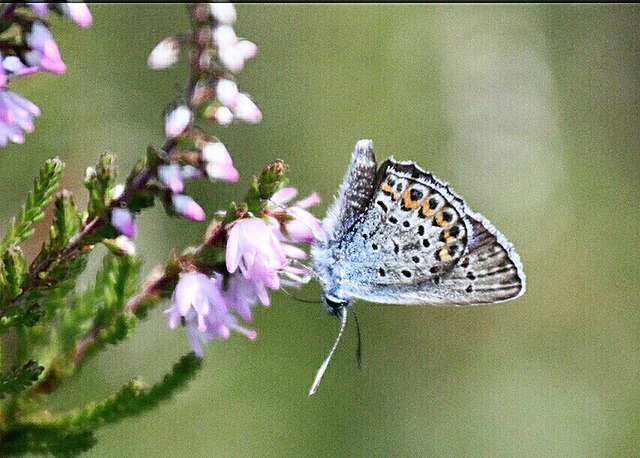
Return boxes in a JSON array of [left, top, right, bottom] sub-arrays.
[[322, 293, 352, 317]]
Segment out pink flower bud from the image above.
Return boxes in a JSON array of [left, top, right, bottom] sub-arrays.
[[111, 208, 135, 238], [164, 105, 192, 138], [233, 93, 262, 123], [171, 194, 205, 221], [148, 37, 180, 70]]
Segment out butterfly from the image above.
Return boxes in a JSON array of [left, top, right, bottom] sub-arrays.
[[309, 139, 526, 395]]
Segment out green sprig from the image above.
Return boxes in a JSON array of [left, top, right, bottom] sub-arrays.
[[55, 353, 202, 430], [0, 424, 96, 457], [0, 360, 44, 400], [0, 158, 64, 253], [245, 160, 289, 216]]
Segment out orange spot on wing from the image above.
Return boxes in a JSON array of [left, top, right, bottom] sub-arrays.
[[420, 203, 435, 218], [444, 232, 455, 244], [401, 188, 420, 209], [381, 182, 398, 200], [438, 248, 452, 261]]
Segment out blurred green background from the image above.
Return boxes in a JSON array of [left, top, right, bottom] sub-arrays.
[[1, 4, 638, 456]]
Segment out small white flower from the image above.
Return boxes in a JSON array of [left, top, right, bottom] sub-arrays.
[[84, 167, 96, 181], [202, 141, 238, 181], [233, 93, 262, 123], [148, 37, 180, 70], [112, 184, 125, 199], [237, 40, 258, 59], [213, 25, 237, 48], [215, 78, 239, 107], [214, 106, 234, 125], [164, 105, 192, 138], [209, 3, 236, 25], [113, 235, 136, 255]]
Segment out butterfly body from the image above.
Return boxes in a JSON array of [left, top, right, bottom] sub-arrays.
[[312, 139, 526, 312]]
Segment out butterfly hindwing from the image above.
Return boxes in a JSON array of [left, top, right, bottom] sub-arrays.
[[314, 140, 525, 307]]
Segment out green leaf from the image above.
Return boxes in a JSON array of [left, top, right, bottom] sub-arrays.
[[85, 153, 116, 219], [80, 312, 137, 361], [1, 246, 28, 300], [0, 360, 44, 399], [92, 253, 140, 329], [60, 253, 140, 354], [0, 425, 96, 457], [0, 303, 46, 332], [56, 353, 202, 430], [0, 158, 64, 252], [22, 254, 89, 321], [48, 190, 81, 253]]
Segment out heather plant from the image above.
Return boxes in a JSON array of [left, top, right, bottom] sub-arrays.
[[0, 3, 318, 454]]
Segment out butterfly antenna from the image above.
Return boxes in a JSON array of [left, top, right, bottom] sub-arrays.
[[279, 287, 323, 305], [352, 307, 363, 370], [309, 306, 348, 397]]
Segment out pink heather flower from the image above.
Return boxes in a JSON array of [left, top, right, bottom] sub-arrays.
[[213, 25, 258, 73], [214, 78, 262, 124], [268, 188, 322, 243], [215, 78, 239, 106], [226, 218, 287, 290], [3, 56, 39, 78], [26, 3, 49, 16], [111, 208, 135, 238], [180, 165, 203, 180], [27, 2, 92, 27], [202, 141, 239, 181], [158, 164, 184, 193], [148, 37, 180, 70], [214, 106, 234, 125], [0, 90, 40, 146], [56, 3, 93, 27], [112, 235, 136, 255], [223, 273, 269, 319], [210, 3, 236, 25], [164, 104, 192, 138], [232, 93, 262, 123], [0, 121, 24, 146], [236, 40, 258, 60], [24, 22, 66, 74], [165, 272, 257, 356], [171, 194, 205, 221]]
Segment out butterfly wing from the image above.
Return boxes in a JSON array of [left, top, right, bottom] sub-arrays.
[[325, 150, 525, 306]]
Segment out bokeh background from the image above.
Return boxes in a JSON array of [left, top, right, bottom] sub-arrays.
[[0, 4, 638, 456]]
